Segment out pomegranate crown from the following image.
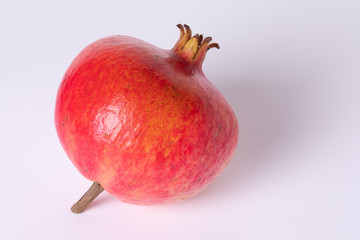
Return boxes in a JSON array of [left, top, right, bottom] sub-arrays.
[[172, 24, 220, 66]]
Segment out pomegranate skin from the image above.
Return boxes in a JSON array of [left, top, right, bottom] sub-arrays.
[[55, 26, 239, 205]]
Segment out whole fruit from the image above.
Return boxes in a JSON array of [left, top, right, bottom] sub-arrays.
[[55, 24, 239, 213]]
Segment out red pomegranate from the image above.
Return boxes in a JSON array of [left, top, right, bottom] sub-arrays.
[[55, 24, 239, 213]]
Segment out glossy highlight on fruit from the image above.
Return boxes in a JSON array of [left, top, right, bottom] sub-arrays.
[[55, 24, 239, 213]]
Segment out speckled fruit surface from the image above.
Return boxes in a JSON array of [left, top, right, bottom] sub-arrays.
[[55, 24, 239, 206]]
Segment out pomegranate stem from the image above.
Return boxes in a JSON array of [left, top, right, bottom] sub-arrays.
[[71, 181, 104, 214]]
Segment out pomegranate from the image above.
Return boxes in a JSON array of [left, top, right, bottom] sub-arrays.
[[55, 24, 239, 213]]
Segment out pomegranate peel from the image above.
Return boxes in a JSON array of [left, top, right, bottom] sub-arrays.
[[55, 24, 238, 213]]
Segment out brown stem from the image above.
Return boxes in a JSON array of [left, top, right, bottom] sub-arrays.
[[71, 181, 104, 214]]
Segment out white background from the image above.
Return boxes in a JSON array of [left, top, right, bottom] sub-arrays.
[[0, 0, 359, 239]]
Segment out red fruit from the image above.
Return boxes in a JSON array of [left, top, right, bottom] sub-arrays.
[[55, 24, 239, 213]]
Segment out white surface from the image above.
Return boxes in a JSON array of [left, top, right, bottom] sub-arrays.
[[0, 0, 359, 239]]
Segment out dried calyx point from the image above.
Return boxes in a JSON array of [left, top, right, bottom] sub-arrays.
[[172, 24, 220, 65]]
